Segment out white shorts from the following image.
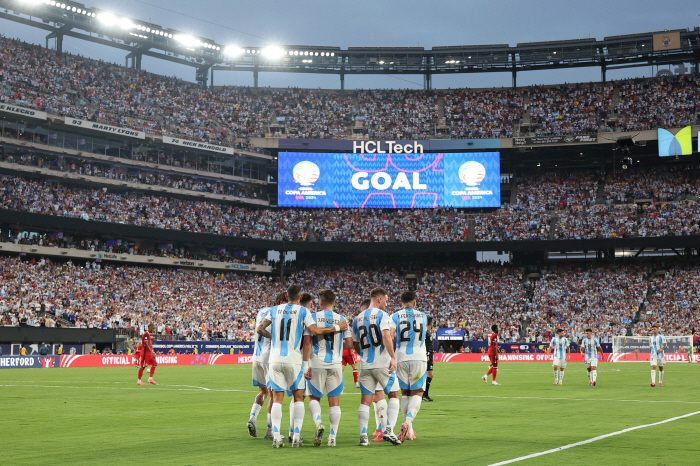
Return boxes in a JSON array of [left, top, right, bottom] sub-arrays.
[[252, 361, 269, 388], [305, 366, 344, 398], [268, 363, 304, 393], [585, 357, 598, 369], [553, 357, 567, 369], [650, 356, 666, 367], [359, 367, 399, 396], [396, 360, 428, 391]]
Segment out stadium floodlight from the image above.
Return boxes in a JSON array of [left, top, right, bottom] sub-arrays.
[[224, 46, 244, 57], [379, 60, 385, 64], [174, 34, 202, 48], [262, 45, 285, 59]]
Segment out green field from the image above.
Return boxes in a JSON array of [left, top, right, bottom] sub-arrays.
[[2, 362, 699, 465]]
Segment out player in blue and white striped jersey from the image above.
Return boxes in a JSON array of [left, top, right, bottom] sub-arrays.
[[353, 287, 401, 447], [391, 291, 428, 443], [650, 326, 668, 387], [302, 289, 354, 447], [549, 329, 570, 385], [247, 292, 287, 440], [580, 328, 603, 386], [257, 285, 348, 449]]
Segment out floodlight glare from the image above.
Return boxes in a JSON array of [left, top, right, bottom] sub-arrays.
[[262, 45, 285, 59], [224, 46, 244, 57], [97, 12, 117, 24], [174, 34, 201, 47]]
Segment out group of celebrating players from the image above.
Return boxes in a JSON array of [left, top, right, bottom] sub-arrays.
[[246, 285, 434, 448]]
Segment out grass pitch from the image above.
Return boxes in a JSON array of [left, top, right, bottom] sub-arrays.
[[2, 362, 699, 465]]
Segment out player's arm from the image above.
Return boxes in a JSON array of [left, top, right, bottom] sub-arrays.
[[303, 335, 313, 379], [660, 340, 668, 352], [256, 318, 272, 339], [307, 319, 348, 336], [382, 328, 397, 372], [147, 338, 155, 357], [343, 336, 354, 349], [596, 345, 604, 360]]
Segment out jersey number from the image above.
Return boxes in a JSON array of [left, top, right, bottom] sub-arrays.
[[279, 319, 293, 342], [399, 320, 424, 343], [359, 324, 382, 350]]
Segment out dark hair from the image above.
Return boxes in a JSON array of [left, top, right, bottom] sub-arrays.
[[360, 298, 371, 311], [491, 324, 498, 332], [585, 328, 592, 333], [370, 287, 388, 299], [427, 316, 433, 326], [556, 328, 563, 334], [286, 284, 302, 302], [400, 290, 416, 305], [300, 292, 313, 307], [318, 289, 336, 305], [273, 292, 287, 306]]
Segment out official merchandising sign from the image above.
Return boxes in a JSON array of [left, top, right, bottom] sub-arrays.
[[0, 103, 47, 120], [162, 136, 235, 155], [433, 353, 695, 363], [277, 151, 501, 209], [64, 117, 146, 139], [513, 134, 597, 146]]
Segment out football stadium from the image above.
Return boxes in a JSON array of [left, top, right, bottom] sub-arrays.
[[1, 0, 699, 464]]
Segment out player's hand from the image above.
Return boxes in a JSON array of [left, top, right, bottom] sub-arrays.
[[337, 320, 348, 332], [305, 368, 312, 380], [388, 357, 396, 373]]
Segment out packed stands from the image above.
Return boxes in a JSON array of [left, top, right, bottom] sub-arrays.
[[528, 82, 613, 135]]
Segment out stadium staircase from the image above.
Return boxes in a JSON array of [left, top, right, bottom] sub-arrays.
[[548, 213, 558, 240], [520, 91, 531, 135], [436, 96, 447, 130], [606, 86, 621, 127], [595, 178, 606, 204], [388, 220, 396, 242]]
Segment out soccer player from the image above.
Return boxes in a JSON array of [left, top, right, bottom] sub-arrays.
[[392, 291, 428, 443], [247, 302, 273, 438], [482, 324, 501, 385], [256, 285, 347, 449], [650, 326, 667, 387], [303, 289, 354, 447], [133, 340, 142, 368], [353, 287, 402, 446], [286, 292, 314, 444], [422, 316, 435, 402], [549, 328, 569, 385], [342, 302, 362, 391], [137, 323, 158, 385], [580, 328, 603, 386]]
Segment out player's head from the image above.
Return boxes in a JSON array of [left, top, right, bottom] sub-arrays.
[[318, 289, 335, 309], [651, 325, 659, 336], [148, 323, 155, 332], [491, 324, 499, 334], [300, 292, 313, 309], [369, 287, 388, 310], [273, 291, 287, 306], [400, 290, 417, 308], [427, 316, 433, 330], [286, 284, 302, 304], [359, 298, 371, 312], [556, 328, 564, 337], [585, 328, 593, 338]]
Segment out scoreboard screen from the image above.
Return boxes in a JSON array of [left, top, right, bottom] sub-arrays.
[[277, 152, 500, 209]]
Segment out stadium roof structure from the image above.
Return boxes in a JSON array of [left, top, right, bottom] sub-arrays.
[[1, 0, 699, 88]]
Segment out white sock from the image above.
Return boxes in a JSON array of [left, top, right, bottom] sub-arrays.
[[651, 369, 656, 384], [293, 401, 305, 438], [587, 370, 591, 381], [592, 370, 597, 382], [372, 402, 379, 430], [659, 370, 664, 383], [309, 399, 322, 427], [387, 398, 400, 433], [406, 395, 422, 425], [288, 399, 295, 436], [329, 406, 341, 438], [358, 404, 370, 436], [266, 413, 272, 430], [271, 402, 283, 440], [375, 399, 387, 431], [554, 369, 559, 383], [249, 402, 262, 422], [559, 370, 565, 383], [401, 395, 409, 420]]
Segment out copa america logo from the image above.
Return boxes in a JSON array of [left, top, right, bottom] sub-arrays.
[[458, 161, 486, 186], [292, 161, 320, 186]]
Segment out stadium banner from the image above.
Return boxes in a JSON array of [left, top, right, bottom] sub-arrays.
[[653, 32, 681, 51], [151, 340, 254, 354], [0, 356, 58, 369], [58, 354, 252, 368], [462, 341, 611, 353], [64, 117, 146, 139], [162, 136, 235, 155], [437, 328, 465, 340], [278, 151, 501, 208], [513, 134, 597, 146], [277, 138, 500, 151], [0, 103, 47, 120], [434, 353, 695, 363]]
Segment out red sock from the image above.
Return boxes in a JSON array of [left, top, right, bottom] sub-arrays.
[[138, 368, 144, 380], [492, 368, 498, 381], [486, 367, 493, 376], [149, 366, 156, 378], [353, 370, 358, 383]]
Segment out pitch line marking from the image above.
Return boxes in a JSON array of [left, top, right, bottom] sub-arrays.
[[486, 411, 700, 466], [436, 394, 700, 404]]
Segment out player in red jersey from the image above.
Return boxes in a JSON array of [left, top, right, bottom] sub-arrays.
[[482, 324, 501, 386], [133, 342, 142, 368], [137, 324, 158, 385], [342, 347, 360, 389]]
